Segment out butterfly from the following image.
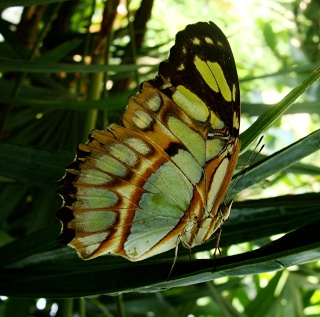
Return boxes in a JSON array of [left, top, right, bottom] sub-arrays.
[[56, 21, 240, 264]]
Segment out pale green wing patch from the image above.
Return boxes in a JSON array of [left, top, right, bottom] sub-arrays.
[[70, 210, 117, 233], [167, 116, 205, 166], [74, 188, 118, 209], [124, 160, 193, 259], [124, 211, 180, 259]]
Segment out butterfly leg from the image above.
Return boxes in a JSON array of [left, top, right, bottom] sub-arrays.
[[211, 227, 224, 273], [213, 227, 223, 260], [167, 235, 182, 279]]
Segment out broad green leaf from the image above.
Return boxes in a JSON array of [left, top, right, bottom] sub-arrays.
[[0, 143, 73, 188]]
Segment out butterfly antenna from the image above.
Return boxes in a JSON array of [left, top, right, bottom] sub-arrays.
[[226, 136, 265, 199]]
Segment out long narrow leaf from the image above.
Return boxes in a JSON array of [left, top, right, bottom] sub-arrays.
[[233, 129, 320, 195], [0, 219, 319, 297], [240, 67, 320, 152], [0, 59, 149, 73]]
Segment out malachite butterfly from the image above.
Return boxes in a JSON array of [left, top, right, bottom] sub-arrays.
[[56, 21, 240, 263]]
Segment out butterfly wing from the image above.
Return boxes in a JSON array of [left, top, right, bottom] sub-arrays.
[[57, 21, 240, 261]]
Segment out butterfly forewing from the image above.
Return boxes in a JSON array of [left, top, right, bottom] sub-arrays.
[[57, 21, 240, 262]]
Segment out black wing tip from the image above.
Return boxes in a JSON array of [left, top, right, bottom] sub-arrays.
[[56, 206, 75, 245], [57, 227, 76, 245], [56, 206, 74, 223]]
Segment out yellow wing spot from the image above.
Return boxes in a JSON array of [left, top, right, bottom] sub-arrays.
[[206, 62, 232, 101], [160, 82, 172, 90], [210, 110, 225, 129], [194, 56, 218, 93], [182, 46, 187, 55], [194, 56, 232, 102], [177, 63, 185, 71], [173, 85, 209, 122], [192, 37, 201, 45], [232, 83, 237, 102], [146, 93, 161, 112], [216, 40, 224, 48], [131, 109, 154, 130], [233, 111, 240, 129], [205, 36, 213, 44]]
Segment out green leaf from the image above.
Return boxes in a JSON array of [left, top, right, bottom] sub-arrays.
[[37, 39, 83, 62], [235, 129, 320, 195], [0, 93, 130, 111], [262, 23, 280, 59], [207, 282, 244, 317], [0, 143, 73, 188], [0, 59, 148, 73], [0, 219, 319, 298], [244, 272, 283, 317], [242, 101, 320, 116]]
